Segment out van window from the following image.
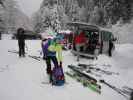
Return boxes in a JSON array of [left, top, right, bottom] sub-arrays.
[[101, 31, 113, 41]]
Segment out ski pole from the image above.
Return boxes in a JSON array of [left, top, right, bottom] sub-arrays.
[[28, 55, 41, 61], [25, 44, 28, 52], [100, 80, 129, 99]]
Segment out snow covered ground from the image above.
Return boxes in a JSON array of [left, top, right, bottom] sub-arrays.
[[0, 39, 133, 100]]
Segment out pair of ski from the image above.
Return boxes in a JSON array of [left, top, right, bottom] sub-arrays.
[[73, 64, 101, 77], [66, 65, 101, 94], [67, 65, 132, 99], [121, 86, 133, 97], [77, 64, 130, 98], [8, 50, 42, 61], [77, 64, 131, 99], [78, 63, 119, 75]]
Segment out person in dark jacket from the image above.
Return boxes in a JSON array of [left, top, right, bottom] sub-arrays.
[[17, 28, 25, 57]]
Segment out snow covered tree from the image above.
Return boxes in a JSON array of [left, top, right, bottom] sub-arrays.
[[33, 0, 133, 32], [0, 0, 6, 33], [103, 0, 133, 24], [0, 0, 33, 34], [33, 0, 61, 33], [78, 6, 88, 22], [4, 0, 19, 33], [89, 6, 105, 26], [58, 5, 69, 29]]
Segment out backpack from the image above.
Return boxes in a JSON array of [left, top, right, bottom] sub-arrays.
[[51, 66, 65, 86]]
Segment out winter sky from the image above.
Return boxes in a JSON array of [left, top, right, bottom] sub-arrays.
[[16, 0, 43, 17]]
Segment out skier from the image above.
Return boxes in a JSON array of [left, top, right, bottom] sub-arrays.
[[17, 28, 26, 57], [42, 37, 63, 73], [42, 36, 64, 85], [75, 30, 86, 61]]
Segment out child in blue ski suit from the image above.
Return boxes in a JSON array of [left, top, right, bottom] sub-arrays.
[[41, 38, 62, 74]]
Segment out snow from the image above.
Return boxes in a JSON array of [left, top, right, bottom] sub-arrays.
[[0, 39, 133, 100]]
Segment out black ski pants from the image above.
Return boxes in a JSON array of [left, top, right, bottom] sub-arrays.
[[45, 56, 58, 74], [18, 42, 25, 57]]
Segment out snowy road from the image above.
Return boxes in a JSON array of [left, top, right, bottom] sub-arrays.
[[0, 40, 133, 100]]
